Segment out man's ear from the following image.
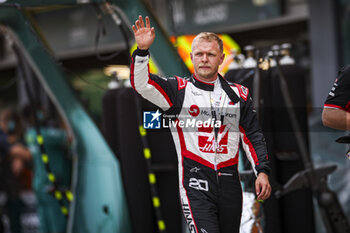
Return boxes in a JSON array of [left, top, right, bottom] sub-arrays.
[[220, 53, 225, 65], [190, 52, 193, 61]]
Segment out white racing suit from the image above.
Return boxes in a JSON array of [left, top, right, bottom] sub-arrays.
[[131, 48, 270, 233]]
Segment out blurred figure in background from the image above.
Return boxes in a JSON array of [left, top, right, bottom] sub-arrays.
[[323, 65, 350, 130], [22, 106, 72, 233], [0, 107, 31, 233]]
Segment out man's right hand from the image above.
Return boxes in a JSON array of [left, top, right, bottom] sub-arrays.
[[132, 15, 155, 50]]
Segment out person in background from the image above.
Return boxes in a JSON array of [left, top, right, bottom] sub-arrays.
[[22, 106, 72, 233], [0, 107, 31, 233], [323, 65, 350, 130]]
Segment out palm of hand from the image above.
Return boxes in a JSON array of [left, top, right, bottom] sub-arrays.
[[135, 28, 155, 50], [133, 16, 155, 50]]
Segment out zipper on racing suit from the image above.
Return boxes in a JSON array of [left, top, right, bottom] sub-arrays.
[[210, 90, 226, 184], [212, 114, 224, 183]]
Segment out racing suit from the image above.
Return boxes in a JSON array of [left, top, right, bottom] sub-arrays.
[[131, 48, 270, 233], [324, 64, 350, 112]]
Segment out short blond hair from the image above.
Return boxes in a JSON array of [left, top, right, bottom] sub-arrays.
[[192, 32, 223, 53]]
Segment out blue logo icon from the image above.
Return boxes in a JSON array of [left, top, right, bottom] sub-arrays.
[[143, 110, 161, 129]]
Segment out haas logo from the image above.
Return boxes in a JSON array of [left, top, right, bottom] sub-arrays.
[[189, 105, 200, 117], [198, 125, 228, 154]]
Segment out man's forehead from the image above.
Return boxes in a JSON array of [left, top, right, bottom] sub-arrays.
[[192, 39, 221, 51]]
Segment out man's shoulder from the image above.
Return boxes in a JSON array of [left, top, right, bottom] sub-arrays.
[[159, 75, 191, 91], [339, 64, 350, 74], [225, 80, 248, 89], [337, 65, 350, 85], [227, 82, 249, 101]]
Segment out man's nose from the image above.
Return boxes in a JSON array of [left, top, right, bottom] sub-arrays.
[[202, 54, 208, 62]]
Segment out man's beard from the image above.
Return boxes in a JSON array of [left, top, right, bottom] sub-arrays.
[[196, 69, 216, 80]]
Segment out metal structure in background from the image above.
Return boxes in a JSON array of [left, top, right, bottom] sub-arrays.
[[0, 0, 189, 233], [13, 41, 73, 218], [270, 50, 350, 233], [336, 135, 350, 160], [114, 0, 190, 77], [134, 96, 167, 233], [309, 0, 340, 109], [0, 10, 132, 233], [225, 44, 350, 233], [166, 0, 281, 35]]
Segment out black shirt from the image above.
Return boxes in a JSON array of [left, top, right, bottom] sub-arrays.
[[324, 65, 350, 112]]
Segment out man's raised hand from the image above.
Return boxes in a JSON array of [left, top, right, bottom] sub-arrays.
[[132, 15, 155, 50]]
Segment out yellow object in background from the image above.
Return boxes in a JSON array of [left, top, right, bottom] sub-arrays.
[[170, 34, 241, 75], [130, 43, 159, 74]]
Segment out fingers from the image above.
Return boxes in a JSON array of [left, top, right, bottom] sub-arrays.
[[255, 177, 272, 200], [146, 16, 150, 28], [133, 15, 152, 32], [135, 19, 141, 30], [139, 15, 145, 28], [256, 182, 271, 200], [132, 15, 155, 49], [135, 15, 145, 30]]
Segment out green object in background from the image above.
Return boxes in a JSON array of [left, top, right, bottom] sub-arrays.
[[1, 0, 191, 232], [0, 6, 131, 233], [112, 0, 191, 77], [69, 69, 109, 117], [25, 127, 71, 233], [4, 0, 191, 78]]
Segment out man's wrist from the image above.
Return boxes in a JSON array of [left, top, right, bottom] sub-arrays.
[[137, 47, 149, 51], [135, 47, 149, 56], [257, 171, 269, 177]]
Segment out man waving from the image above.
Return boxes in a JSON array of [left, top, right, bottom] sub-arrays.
[[131, 15, 271, 233]]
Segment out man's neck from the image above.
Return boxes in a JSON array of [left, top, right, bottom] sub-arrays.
[[195, 73, 219, 83]]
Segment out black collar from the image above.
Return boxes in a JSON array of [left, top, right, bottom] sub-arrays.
[[190, 74, 215, 91], [189, 74, 240, 104], [219, 75, 240, 104]]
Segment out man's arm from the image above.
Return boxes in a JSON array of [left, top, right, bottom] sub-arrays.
[[323, 65, 350, 130], [131, 16, 179, 110], [238, 88, 270, 176], [322, 108, 350, 130], [237, 87, 271, 200]]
